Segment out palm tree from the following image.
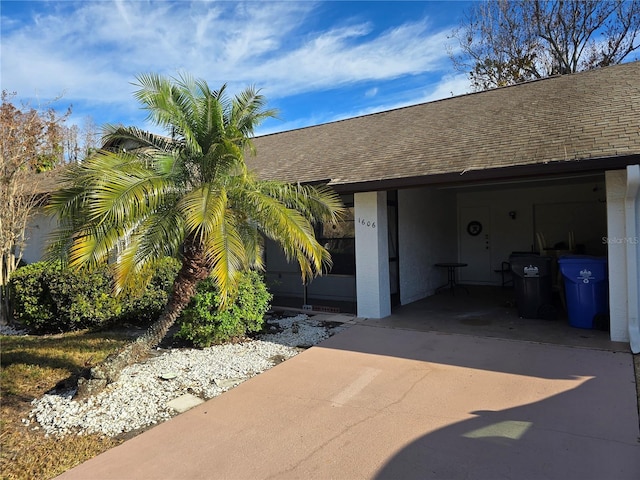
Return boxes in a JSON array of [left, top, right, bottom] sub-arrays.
[[47, 74, 344, 395]]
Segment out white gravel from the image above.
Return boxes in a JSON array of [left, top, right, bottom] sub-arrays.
[[0, 324, 27, 336], [19, 314, 348, 438]]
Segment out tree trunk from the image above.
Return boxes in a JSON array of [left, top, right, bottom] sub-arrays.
[[0, 252, 16, 326], [76, 240, 210, 398]]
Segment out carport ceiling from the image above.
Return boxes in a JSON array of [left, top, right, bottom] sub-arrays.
[[436, 172, 605, 193]]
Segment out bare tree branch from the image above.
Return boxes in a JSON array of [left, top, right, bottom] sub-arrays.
[[0, 91, 70, 323], [450, 0, 640, 91]]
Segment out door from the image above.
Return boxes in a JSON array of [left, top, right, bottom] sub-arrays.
[[388, 190, 400, 306], [459, 206, 492, 283]]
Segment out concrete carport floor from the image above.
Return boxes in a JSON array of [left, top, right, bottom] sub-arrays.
[[57, 317, 639, 480], [379, 285, 628, 352]]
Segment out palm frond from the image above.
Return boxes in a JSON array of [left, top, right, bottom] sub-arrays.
[[178, 183, 227, 242], [102, 124, 179, 154], [133, 73, 200, 155], [237, 186, 331, 282], [231, 86, 279, 138], [257, 180, 345, 225], [204, 208, 248, 307], [134, 207, 185, 260], [46, 72, 340, 313], [235, 220, 265, 271], [66, 223, 123, 270], [83, 152, 176, 228]]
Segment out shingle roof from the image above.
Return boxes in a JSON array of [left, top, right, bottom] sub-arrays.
[[24, 166, 70, 196], [247, 62, 640, 189]]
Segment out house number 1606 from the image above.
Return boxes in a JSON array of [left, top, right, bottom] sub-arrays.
[[357, 218, 376, 228]]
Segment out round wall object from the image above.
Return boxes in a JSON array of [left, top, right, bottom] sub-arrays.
[[467, 221, 483, 236]]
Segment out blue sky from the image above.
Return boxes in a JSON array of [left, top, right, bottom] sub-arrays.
[[1, 0, 473, 136]]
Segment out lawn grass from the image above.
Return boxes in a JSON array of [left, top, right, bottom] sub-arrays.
[[1, 330, 130, 480]]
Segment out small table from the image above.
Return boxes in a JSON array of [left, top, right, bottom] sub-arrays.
[[435, 263, 469, 295]]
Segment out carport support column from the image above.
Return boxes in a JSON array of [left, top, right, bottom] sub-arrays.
[[624, 166, 640, 354], [355, 191, 391, 319], [605, 166, 640, 353]]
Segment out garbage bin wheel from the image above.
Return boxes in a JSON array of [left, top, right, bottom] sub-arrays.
[[537, 304, 557, 321]]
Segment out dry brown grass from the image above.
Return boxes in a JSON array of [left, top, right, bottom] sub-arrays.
[[1, 331, 129, 480]]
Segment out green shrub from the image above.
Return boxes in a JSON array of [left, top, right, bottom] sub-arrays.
[[119, 257, 180, 326], [9, 262, 121, 334], [8, 262, 57, 332], [176, 271, 272, 347], [9, 258, 180, 334]]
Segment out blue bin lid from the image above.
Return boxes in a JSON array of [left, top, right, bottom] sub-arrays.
[[558, 255, 607, 265]]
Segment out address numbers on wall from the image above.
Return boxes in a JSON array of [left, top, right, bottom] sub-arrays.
[[357, 217, 376, 229]]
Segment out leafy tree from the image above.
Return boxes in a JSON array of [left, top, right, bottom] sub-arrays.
[[47, 74, 344, 395], [450, 0, 640, 91], [0, 91, 69, 323]]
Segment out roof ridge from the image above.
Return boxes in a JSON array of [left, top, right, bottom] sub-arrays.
[[256, 61, 640, 138]]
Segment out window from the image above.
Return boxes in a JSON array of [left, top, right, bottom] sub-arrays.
[[317, 194, 355, 275]]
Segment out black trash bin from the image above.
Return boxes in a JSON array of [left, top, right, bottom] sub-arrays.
[[509, 254, 555, 319]]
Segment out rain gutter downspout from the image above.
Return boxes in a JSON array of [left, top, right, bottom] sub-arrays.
[[625, 165, 640, 354]]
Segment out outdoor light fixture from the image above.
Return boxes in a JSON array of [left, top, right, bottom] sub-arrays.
[[509, 211, 517, 220]]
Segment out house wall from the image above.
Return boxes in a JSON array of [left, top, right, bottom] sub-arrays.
[[22, 211, 57, 264], [456, 180, 607, 285], [355, 191, 391, 318], [605, 170, 629, 343], [625, 166, 640, 353], [398, 186, 456, 305], [263, 239, 303, 301], [263, 239, 356, 304], [607, 166, 640, 351]]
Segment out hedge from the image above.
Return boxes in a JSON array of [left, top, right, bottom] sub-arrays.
[[9, 259, 180, 334], [9, 262, 121, 333], [176, 271, 272, 347], [9, 260, 271, 343]]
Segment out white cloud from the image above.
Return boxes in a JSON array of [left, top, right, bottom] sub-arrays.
[[365, 87, 378, 97], [249, 19, 454, 95], [257, 72, 471, 136], [1, 1, 463, 129], [418, 73, 471, 102], [114, 0, 133, 29], [333, 73, 470, 121], [3, 2, 315, 98]]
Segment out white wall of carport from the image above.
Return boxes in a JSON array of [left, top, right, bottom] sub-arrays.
[[354, 191, 391, 318], [397, 187, 457, 304], [625, 166, 640, 353], [606, 170, 629, 343], [268, 185, 458, 314], [606, 167, 640, 351], [456, 180, 608, 285]]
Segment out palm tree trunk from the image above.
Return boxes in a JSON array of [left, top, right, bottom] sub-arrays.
[[76, 239, 210, 398]]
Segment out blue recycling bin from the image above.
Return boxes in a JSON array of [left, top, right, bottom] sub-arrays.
[[558, 256, 609, 329]]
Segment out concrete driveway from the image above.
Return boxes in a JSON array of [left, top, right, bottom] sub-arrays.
[[58, 323, 639, 480]]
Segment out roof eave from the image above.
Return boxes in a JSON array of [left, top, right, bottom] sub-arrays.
[[329, 154, 640, 193]]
